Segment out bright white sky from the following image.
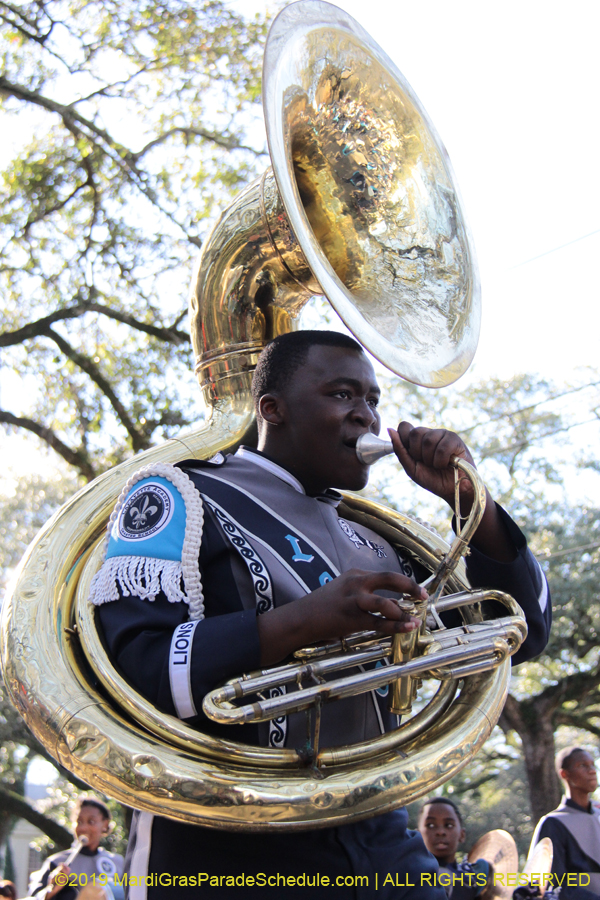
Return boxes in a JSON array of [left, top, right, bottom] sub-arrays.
[[230, 0, 600, 385]]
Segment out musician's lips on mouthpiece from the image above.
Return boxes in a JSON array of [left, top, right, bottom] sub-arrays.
[[345, 432, 378, 451]]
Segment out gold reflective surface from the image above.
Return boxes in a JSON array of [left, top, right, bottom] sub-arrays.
[[264, 1, 480, 386], [191, 0, 480, 394], [202, 458, 525, 731], [468, 830, 519, 900], [523, 837, 553, 896]]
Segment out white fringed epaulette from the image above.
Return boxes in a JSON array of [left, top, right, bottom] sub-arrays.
[[88, 463, 206, 621]]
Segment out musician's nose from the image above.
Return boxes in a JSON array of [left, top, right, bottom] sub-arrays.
[[350, 398, 378, 429]]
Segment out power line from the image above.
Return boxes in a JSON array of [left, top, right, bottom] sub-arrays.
[[480, 415, 600, 460], [460, 379, 600, 437], [536, 540, 600, 561], [509, 227, 600, 270]]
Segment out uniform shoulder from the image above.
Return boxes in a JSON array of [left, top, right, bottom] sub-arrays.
[[176, 452, 228, 471], [537, 813, 569, 835], [98, 847, 122, 858]]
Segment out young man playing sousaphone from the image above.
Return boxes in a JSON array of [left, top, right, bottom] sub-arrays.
[[91, 331, 551, 899]]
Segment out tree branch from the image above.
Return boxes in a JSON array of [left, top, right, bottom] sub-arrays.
[[0, 302, 189, 348], [451, 770, 502, 794], [85, 303, 189, 345], [0, 76, 204, 247], [0, 785, 72, 848], [23, 178, 91, 237], [44, 328, 149, 453], [499, 694, 524, 734], [555, 714, 600, 739], [132, 126, 265, 161], [0, 76, 117, 150], [0, 410, 95, 480], [0, 1, 54, 45]]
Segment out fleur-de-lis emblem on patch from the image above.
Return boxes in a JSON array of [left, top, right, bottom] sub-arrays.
[[129, 495, 158, 529]]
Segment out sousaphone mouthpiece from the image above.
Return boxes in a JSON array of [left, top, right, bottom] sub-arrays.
[[356, 433, 394, 465]]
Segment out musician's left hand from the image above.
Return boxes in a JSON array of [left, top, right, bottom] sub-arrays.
[[389, 421, 476, 509], [45, 864, 72, 898], [389, 421, 516, 563]]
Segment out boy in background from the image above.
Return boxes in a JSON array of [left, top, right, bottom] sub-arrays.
[[418, 798, 492, 900]]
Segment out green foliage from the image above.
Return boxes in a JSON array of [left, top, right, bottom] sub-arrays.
[[367, 370, 599, 524], [0, 469, 79, 590], [0, 0, 269, 478], [1, 0, 600, 856]]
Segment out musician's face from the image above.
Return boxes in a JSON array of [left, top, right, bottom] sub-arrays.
[[418, 802, 466, 865], [75, 805, 109, 852], [265, 345, 381, 495], [562, 750, 598, 796]]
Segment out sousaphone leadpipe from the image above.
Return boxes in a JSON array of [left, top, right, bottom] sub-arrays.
[[356, 433, 486, 599]]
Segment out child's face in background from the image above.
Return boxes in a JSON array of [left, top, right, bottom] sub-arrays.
[[418, 802, 466, 865]]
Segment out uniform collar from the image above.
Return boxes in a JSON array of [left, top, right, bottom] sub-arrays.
[[564, 796, 593, 814], [236, 447, 342, 506]]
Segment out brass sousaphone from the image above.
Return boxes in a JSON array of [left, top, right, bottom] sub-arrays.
[[0, 1, 525, 829]]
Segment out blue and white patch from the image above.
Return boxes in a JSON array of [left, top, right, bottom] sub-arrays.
[[338, 518, 387, 559], [89, 463, 206, 621], [116, 482, 175, 541], [96, 854, 118, 877], [106, 477, 186, 562]]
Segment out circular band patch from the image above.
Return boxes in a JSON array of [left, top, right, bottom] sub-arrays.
[[117, 482, 174, 541], [97, 855, 117, 877]]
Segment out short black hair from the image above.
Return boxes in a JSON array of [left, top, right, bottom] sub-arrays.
[[418, 797, 463, 825], [77, 797, 111, 821], [556, 746, 591, 779], [251, 330, 363, 414]]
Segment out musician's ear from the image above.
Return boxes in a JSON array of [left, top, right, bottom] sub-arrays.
[[259, 393, 285, 427]]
